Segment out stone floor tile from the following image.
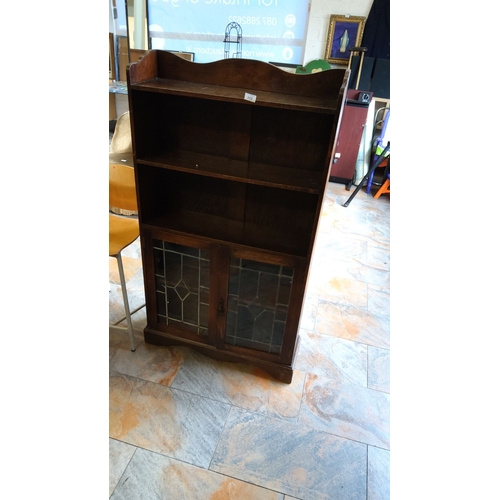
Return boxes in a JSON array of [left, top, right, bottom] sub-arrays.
[[210, 407, 367, 500], [343, 258, 390, 289], [368, 347, 390, 393], [110, 329, 126, 361], [368, 446, 390, 500], [110, 335, 187, 386], [315, 300, 390, 349], [367, 284, 390, 317], [310, 231, 367, 264], [109, 251, 145, 326], [111, 448, 284, 499], [109, 438, 136, 497], [306, 272, 369, 308], [171, 349, 306, 422], [109, 308, 147, 354], [366, 244, 390, 271], [329, 212, 389, 250], [109, 285, 145, 326], [295, 330, 367, 387], [109, 372, 231, 468], [299, 373, 390, 450]]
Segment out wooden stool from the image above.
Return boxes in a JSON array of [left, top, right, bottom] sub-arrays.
[[374, 173, 390, 199]]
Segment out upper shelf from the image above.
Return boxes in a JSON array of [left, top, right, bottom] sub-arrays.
[[128, 50, 348, 114], [130, 78, 337, 113]]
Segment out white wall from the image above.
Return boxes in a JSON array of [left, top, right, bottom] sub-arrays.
[[109, 0, 376, 70], [304, 0, 374, 67]]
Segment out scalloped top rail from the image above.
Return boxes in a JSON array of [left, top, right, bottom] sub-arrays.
[[128, 50, 348, 101]]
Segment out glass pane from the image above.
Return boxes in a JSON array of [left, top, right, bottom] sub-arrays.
[[153, 239, 210, 335], [165, 251, 182, 286], [226, 258, 294, 354]]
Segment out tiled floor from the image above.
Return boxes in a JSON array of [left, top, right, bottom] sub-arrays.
[[109, 180, 390, 499]]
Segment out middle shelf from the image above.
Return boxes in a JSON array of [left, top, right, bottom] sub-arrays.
[[136, 166, 318, 258], [137, 153, 324, 194]]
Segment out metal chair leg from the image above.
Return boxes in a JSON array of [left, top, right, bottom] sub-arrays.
[[115, 252, 136, 352]]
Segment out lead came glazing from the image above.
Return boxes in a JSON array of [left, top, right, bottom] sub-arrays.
[[226, 257, 293, 354], [153, 239, 210, 335]]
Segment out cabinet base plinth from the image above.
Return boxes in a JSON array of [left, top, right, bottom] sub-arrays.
[[143, 328, 295, 384]]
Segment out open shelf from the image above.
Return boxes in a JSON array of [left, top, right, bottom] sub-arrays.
[[137, 167, 316, 257], [130, 78, 338, 114]]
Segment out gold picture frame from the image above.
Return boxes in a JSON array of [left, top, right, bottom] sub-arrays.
[[324, 15, 366, 65]]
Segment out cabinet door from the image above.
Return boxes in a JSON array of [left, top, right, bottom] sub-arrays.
[[224, 253, 296, 360], [329, 103, 370, 182], [148, 234, 212, 342], [143, 232, 303, 367]]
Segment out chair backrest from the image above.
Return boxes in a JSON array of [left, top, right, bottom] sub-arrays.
[[109, 163, 138, 212], [110, 112, 132, 154]]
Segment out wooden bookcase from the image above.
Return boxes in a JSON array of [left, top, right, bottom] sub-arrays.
[[127, 50, 348, 383]]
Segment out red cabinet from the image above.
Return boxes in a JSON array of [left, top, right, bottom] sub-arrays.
[[329, 89, 372, 187]]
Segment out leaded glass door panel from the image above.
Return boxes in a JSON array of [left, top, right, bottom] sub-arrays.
[[152, 238, 210, 336], [225, 256, 294, 355]]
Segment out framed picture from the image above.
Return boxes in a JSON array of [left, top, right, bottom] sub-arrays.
[[324, 15, 366, 65]]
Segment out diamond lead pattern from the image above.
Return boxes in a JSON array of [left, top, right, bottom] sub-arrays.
[[153, 239, 210, 335]]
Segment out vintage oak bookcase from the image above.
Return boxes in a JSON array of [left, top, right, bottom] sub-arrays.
[[127, 50, 348, 383]]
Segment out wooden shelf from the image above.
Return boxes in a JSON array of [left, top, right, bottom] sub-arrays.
[[137, 154, 324, 193], [130, 78, 338, 114]]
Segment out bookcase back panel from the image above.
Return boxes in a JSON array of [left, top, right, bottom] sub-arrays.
[[132, 91, 251, 161], [137, 167, 246, 228], [243, 185, 317, 257], [249, 107, 335, 171]]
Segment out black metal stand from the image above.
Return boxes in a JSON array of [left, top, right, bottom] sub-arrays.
[[224, 22, 242, 59], [342, 142, 390, 207]]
